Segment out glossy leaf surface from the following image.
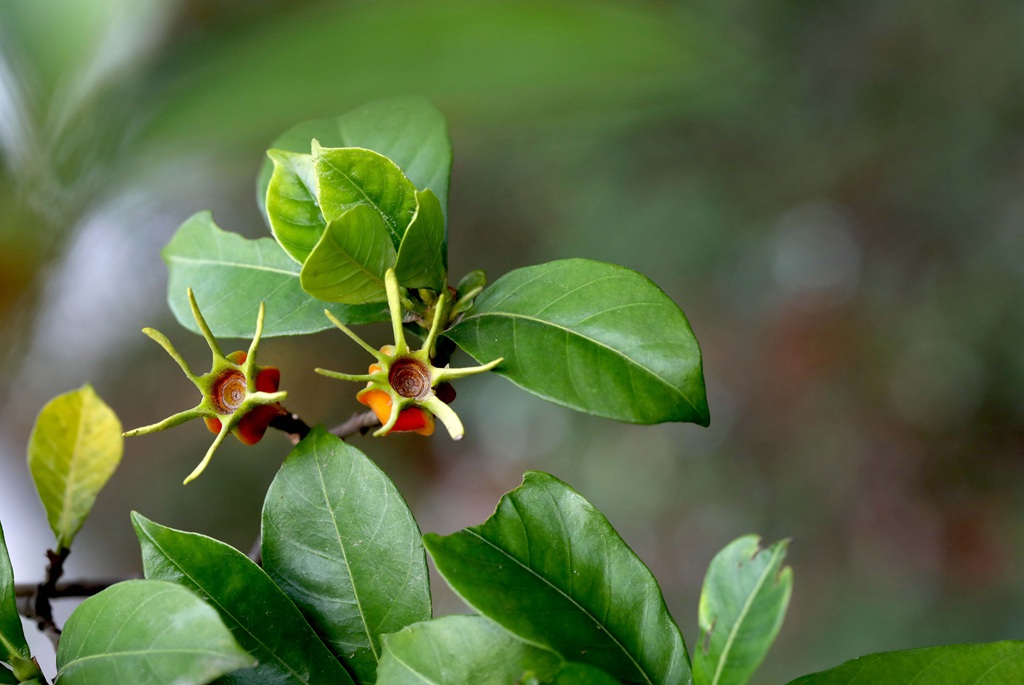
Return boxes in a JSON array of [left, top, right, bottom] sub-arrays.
[[445, 259, 709, 426], [786, 641, 1024, 684], [376, 615, 562, 685], [257, 98, 451, 223], [265, 149, 324, 263], [262, 427, 430, 684], [164, 212, 387, 338], [0, 522, 36, 682], [423, 471, 690, 685], [394, 189, 446, 291], [299, 204, 396, 304], [56, 580, 254, 685], [313, 145, 417, 249], [27, 384, 122, 550], [133, 514, 353, 685], [694, 536, 792, 685], [551, 663, 623, 684]]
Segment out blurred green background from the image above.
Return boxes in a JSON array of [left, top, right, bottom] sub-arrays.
[[1, 0, 1022, 681]]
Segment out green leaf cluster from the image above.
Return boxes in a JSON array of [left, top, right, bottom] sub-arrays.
[[18, 423, 791, 684], [8, 394, 1020, 685], [3, 98, 1019, 685], [164, 97, 452, 342], [90, 433, 700, 684], [161, 98, 709, 431], [123, 428, 429, 685]]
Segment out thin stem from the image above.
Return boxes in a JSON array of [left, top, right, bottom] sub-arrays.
[[16, 579, 128, 599], [328, 410, 381, 438], [269, 409, 381, 443], [31, 548, 69, 649], [269, 412, 311, 443]]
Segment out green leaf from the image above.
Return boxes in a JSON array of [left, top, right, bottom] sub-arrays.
[[257, 98, 452, 225], [786, 641, 1024, 685], [56, 579, 254, 685], [313, 144, 418, 249], [452, 269, 487, 316], [0, 522, 40, 683], [550, 663, 622, 685], [163, 211, 388, 338], [693, 536, 792, 685], [455, 270, 487, 299], [376, 615, 562, 685], [0, 665, 16, 684], [299, 204, 397, 304], [132, 513, 354, 685], [377, 615, 619, 685], [262, 427, 430, 685], [27, 384, 123, 550], [265, 149, 325, 264], [394, 189, 446, 292], [423, 471, 690, 685], [445, 259, 710, 426]]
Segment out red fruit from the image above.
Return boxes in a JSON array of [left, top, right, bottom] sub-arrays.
[[357, 388, 435, 436]]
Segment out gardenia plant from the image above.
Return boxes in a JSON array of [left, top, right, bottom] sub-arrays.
[[3, 99, 1020, 685]]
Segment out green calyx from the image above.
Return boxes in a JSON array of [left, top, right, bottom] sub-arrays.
[[123, 289, 287, 484], [316, 269, 502, 439]]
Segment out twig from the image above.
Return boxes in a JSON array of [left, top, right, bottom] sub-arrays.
[[328, 410, 381, 439], [18, 548, 70, 649], [268, 411, 312, 444], [15, 579, 128, 600], [269, 408, 381, 444]]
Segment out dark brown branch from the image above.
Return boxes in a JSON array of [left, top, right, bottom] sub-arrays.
[[18, 548, 70, 648], [14, 579, 126, 600], [269, 408, 381, 444], [268, 410, 312, 443]]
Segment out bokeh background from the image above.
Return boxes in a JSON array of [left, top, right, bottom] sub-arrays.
[[2, 0, 1023, 681]]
